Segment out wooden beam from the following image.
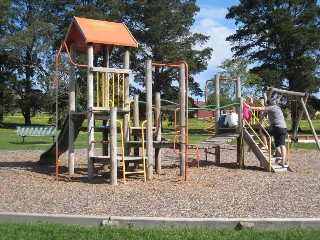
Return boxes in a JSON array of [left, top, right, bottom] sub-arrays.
[[266, 87, 307, 97]]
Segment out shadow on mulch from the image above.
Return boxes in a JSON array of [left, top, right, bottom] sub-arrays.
[[0, 151, 265, 185]]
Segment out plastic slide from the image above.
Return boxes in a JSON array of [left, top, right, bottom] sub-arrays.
[[38, 116, 85, 165]]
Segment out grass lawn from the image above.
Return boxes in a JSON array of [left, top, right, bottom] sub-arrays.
[[1, 113, 319, 150], [1, 222, 320, 240]]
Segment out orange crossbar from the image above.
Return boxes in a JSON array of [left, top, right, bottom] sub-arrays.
[[219, 77, 238, 81]]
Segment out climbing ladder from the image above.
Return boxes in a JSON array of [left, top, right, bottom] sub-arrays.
[[88, 66, 148, 183], [173, 108, 200, 181], [243, 122, 292, 172], [90, 118, 147, 184]]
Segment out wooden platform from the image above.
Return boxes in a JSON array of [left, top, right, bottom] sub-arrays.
[[196, 132, 239, 165], [197, 132, 239, 149]]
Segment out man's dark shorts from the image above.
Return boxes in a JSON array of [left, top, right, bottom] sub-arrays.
[[264, 125, 287, 147]]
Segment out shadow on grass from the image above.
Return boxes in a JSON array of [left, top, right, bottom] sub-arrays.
[[9, 141, 54, 145]]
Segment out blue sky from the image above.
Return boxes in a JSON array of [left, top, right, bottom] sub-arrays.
[[192, 0, 240, 99], [193, 0, 320, 100]]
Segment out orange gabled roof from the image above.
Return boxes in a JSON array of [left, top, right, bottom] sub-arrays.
[[65, 17, 138, 55]]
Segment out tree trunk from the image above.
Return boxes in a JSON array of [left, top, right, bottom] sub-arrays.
[[22, 107, 32, 125], [0, 111, 3, 126]]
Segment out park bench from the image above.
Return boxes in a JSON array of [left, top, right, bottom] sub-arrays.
[[16, 125, 56, 143]]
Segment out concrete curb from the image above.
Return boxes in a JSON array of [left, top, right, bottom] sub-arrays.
[[1, 212, 320, 230]]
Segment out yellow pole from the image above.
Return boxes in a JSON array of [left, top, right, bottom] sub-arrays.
[[122, 73, 125, 108], [107, 72, 109, 108], [96, 72, 99, 107], [117, 73, 120, 107], [287, 134, 290, 165], [102, 72, 105, 107], [116, 120, 125, 184], [141, 120, 147, 182], [112, 73, 115, 107]]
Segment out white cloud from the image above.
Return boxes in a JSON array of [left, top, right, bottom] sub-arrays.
[[191, 5, 236, 99], [195, 6, 227, 20], [196, 20, 234, 67]]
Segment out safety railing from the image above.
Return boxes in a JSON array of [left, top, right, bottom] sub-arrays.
[[122, 120, 147, 184], [93, 70, 129, 109], [244, 118, 272, 172], [287, 134, 290, 165], [128, 100, 158, 133], [116, 120, 125, 183], [140, 120, 147, 182], [246, 104, 291, 171]]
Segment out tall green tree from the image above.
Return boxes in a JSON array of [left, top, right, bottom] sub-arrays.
[[217, 57, 262, 100], [124, 0, 213, 101], [206, 57, 262, 107], [226, 0, 320, 130], [0, 0, 16, 125], [2, 0, 212, 125], [4, 0, 58, 125]]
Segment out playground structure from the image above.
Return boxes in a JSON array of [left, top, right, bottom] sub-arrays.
[[200, 75, 244, 165], [39, 17, 319, 185], [203, 75, 320, 172], [39, 17, 201, 184], [242, 87, 320, 172]]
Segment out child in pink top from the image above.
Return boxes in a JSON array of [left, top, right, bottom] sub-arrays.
[[243, 97, 253, 124]]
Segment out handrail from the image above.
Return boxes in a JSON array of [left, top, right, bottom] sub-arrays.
[[54, 41, 88, 182], [141, 120, 147, 182], [96, 72, 100, 107], [160, 99, 179, 105], [205, 104, 217, 108], [188, 107, 216, 111], [118, 118, 147, 184], [115, 120, 125, 183], [94, 70, 127, 109], [244, 118, 272, 172], [128, 99, 158, 132], [287, 134, 290, 165], [212, 102, 240, 111], [173, 108, 182, 152], [246, 102, 291, 171], [246, 106, 273, 171], [174, 107, 181, 133], [128, 99, 135, 127]]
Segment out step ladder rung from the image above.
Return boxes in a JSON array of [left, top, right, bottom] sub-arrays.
[[243, 128, 292, 173]]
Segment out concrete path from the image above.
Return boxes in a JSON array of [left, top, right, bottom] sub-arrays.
[[1, 212, 320, 230]]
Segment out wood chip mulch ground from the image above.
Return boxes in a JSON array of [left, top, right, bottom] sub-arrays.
[[0, 147, 319, 218]]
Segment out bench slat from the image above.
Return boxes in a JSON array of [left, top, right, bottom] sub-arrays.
[[17, 126, 56, 142]]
